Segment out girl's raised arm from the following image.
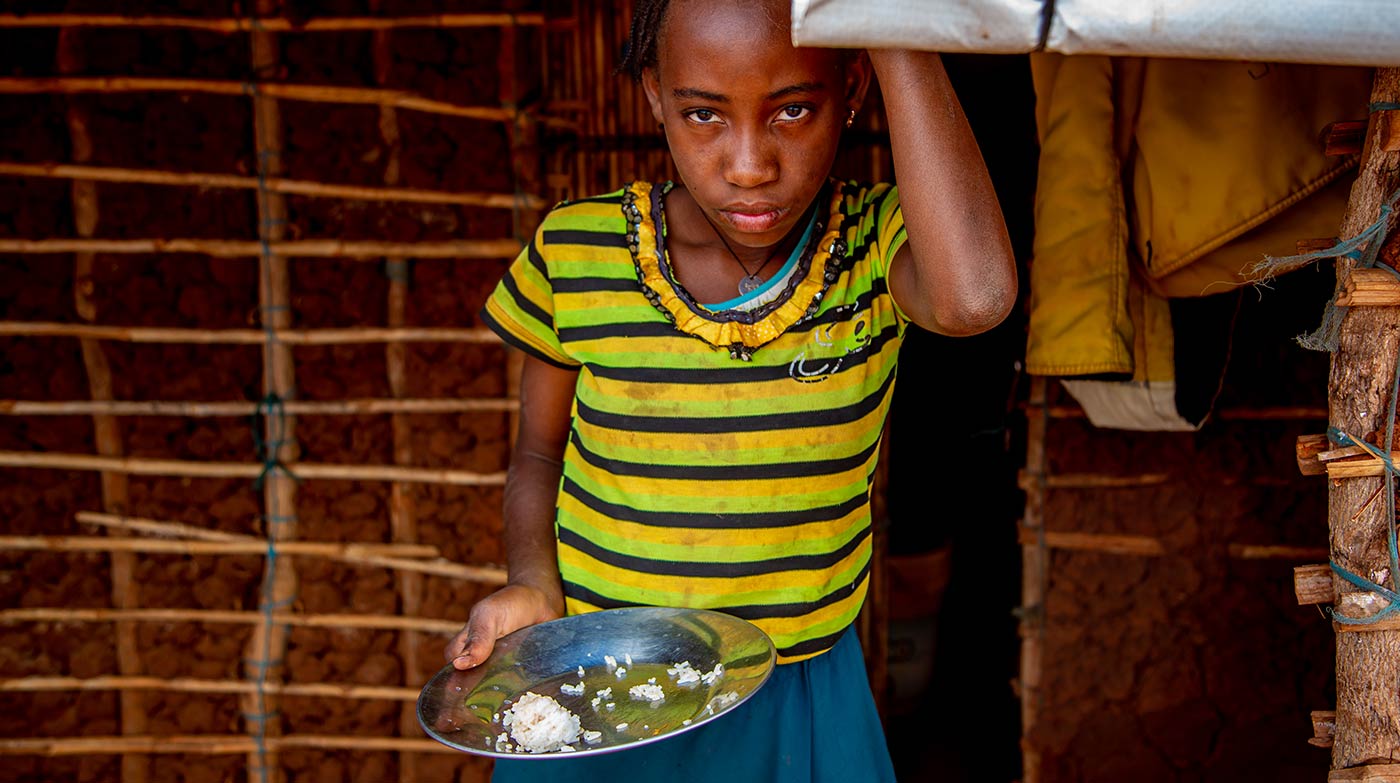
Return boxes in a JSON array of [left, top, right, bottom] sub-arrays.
[[445, 354, 578, 670], [873, 50, 1018, 336]]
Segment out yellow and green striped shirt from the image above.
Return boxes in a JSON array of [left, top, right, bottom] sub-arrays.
[[482, 180, 908, 663]]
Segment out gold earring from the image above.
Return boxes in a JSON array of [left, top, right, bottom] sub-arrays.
[[845, 108, 856, 128]]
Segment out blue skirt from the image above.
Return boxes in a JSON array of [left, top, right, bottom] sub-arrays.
[[492, 626, 895, 783]]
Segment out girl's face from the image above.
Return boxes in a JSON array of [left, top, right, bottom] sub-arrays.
[[642, 0, 869, 250]]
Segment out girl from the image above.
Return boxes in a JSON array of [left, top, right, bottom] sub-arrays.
[[447, 0, 1016, 779]]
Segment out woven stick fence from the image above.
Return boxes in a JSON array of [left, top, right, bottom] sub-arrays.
[[0, 8, 557, 780]]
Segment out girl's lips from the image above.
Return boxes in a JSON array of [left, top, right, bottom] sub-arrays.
[[719, 207, 787, 233]]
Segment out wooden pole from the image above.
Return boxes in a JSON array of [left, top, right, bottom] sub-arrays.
[[0, 735, 455, 756], [0, 537, 504, 583], [0, 322, 498, 344], [75, 511, 436, 556], [369, 16, 425, 778], [1019, 376, 1049, 783], [0, 608, 461, 634], [1, 676, 418, 702], [0, 77, 516, 123], [0, 13, 544, 32], [244, 14, 295, 780], [0, 237, 520, 258], [1328, 67, 1400, 778], [0, 397, 517, 417], [0, 161, 543, 210], [0, 450, 507, 485], [56, 29, 148, 783]]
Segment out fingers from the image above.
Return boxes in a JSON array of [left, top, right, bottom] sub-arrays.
[[449, 602, 502, 671]]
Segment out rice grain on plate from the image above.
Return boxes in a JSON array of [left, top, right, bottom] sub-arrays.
[[501, 691, 581, 753]]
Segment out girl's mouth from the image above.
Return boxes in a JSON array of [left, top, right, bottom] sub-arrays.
[[718, 206, 787, 233]]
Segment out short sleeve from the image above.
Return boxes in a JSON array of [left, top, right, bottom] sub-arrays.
[[874, 184, 909, 274], [480, 223, 582, 369], [865, 183, 910, 326]]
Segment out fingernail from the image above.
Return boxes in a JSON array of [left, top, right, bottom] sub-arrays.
[[452, 655, 472, 669]]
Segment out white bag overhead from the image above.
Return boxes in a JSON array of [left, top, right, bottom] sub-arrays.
[[790, 0, 1400, 66]]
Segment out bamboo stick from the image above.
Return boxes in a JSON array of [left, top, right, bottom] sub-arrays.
[[0, 450, 507, 486], [0, 322, 498, 344], [1019, 376, 1049, 783], [74, 513, 439, 558], [0, 13, 545, 32], [0, 676, 418, 702], [1337, 268, 1400, 307], [0, 77, 515, 123], [0, 735, 455, 756], [1044, 405, 1329, 421], [1228, 544, 1330, 560], [372, 17, 424, 777], [1017, 528, 1166, 557], [0, 397, 518, 417], [0, 237, 520, 258], [58, 30, 148, 783], [0, 161, 544, 210], [245, 20, 295, 780], [0, 608, 461, 633], [1015, 470, 1172, 490], [1327, 67, 1400, 772]]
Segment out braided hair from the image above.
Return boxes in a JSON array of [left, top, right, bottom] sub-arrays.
[[617, 0, 671, 82]]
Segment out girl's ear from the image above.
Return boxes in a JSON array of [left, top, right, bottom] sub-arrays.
[[844, 51, 873, 112], [642, 67, 666, 126]]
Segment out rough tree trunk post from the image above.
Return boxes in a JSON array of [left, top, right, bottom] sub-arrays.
[[1329, 67, 1400, 779], [56, 27, 149, 783], [242, 7, 299, 783]]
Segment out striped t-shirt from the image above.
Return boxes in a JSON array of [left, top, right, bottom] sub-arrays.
[[481, 180, 909, 663]]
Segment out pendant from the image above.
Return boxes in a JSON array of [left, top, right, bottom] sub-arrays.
[[738, 274, 763, 295]]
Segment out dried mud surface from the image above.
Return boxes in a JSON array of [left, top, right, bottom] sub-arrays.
[[1029, 274, 1339, 783]]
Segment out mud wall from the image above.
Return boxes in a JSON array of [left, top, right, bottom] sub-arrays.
[[1, 2, 526, 781], [1028, 269, 1339, 782]]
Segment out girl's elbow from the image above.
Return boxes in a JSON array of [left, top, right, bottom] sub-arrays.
[[934, 285, 1016, 336]]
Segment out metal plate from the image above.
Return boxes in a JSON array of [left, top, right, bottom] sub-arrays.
[[418, 607, 775, 758]]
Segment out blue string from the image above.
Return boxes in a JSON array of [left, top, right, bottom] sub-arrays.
[[1370, 102, 1400, 113], [1250, 186, 1400, 352]]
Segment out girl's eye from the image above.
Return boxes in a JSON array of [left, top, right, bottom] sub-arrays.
[[686, 109, 718, 124], [778, 105, 810, 121]]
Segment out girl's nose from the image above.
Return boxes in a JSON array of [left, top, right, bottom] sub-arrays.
[[724, 128, 779, 189]]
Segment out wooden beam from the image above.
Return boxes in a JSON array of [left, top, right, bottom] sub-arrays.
[[0, 13, 546, 32], [0, 735, 455, 756], [0, 450, 507, 485], [1337, 268, 1400, 307], [1330, 764, 1400, 782], [0, 237, 520, 258], [0, 76, 517, 123], [57, 28, 148, 783], [0, 322, 498, 345], [1297, 564, 1338, 605], [0, 607, 461, 633], [0, 161, 543, 210], [1019, 377, 1049, 783], [1328, 67, 1400, 771], [0, 397, 517, 417], [1299, 433, 1334, 475]]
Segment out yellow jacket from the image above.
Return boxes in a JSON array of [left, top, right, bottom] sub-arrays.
[[1028, 55, 1369, 383]]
